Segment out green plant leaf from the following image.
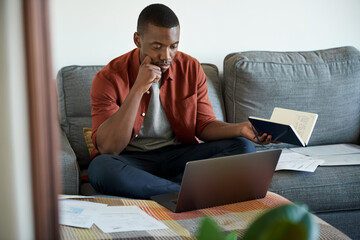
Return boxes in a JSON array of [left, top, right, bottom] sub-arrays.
[[196, 217, 226, 240], [242, 204, 319, 240], [196, 217, 238, 240], [224, 231, 238, 240]]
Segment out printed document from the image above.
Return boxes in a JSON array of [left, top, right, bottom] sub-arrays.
[[317, 154, 360, 166], [290, 144, 360, 156], [59, 200, 107, 228], [59, 200, 168, 233], [94, 206, 168, 233], [276, 151, 324, 172], [288, 144, 360, 166]]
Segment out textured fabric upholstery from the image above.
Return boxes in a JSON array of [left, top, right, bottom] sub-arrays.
[[270, 164, 360, 239], [58, 65, 104, 169], [223, 46, 360, 149], [59, 129, 79, 194], [269, 166, 360, 212], [317, 210, 360, 240], [202, 63, 226, 121]]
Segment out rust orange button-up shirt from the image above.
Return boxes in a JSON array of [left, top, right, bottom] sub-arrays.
[[90, 48, 217, 160]]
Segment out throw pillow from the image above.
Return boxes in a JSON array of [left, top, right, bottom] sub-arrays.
[[83, 127, 94, 155]]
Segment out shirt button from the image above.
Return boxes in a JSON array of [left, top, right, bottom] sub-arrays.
[[135, 134, 138, 138], [146, 90, 150, 94], [141, 113, 146, 117]]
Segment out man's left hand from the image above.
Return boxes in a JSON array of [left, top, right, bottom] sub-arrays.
[[240, 122, 273, 145]]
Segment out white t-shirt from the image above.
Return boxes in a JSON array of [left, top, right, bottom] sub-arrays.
[[125, 80, 179, 152]]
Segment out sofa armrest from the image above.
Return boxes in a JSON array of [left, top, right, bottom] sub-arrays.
[[59, 128, 79, 194]]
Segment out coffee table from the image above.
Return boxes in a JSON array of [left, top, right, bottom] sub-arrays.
[[60, 191, 349, 240]]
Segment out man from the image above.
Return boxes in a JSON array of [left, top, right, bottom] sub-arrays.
[[88, 4, 272, 199]]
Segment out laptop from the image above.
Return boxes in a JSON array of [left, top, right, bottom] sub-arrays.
[[151, 149, 282, 213]]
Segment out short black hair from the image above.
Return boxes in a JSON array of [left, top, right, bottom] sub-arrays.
[[137, 4, 180, 35]]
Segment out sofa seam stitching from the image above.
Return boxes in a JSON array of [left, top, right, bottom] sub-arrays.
[[234, 58, 360, 66]]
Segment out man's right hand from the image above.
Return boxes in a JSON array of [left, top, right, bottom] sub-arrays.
[[132, 56, 162, 94], [95, 56, 162, 155]]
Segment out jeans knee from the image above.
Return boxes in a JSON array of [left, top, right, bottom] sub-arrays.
[[207, 138, 255, 158], [237, 137, 256, 153], [88, 154, 127, 193], [227, 137, 256, 154], [88, 154, 110, 178]]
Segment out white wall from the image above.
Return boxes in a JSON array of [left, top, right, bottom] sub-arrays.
[[0, 0, 34, 239], [50, 0, 360, 76]]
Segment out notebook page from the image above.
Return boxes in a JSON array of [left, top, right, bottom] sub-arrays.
[[270, 107, 318, 144]]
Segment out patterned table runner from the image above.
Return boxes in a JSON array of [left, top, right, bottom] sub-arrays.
[[60, 191, 349, 240]]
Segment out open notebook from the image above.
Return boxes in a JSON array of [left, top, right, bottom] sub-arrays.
[[249, 107, 318, 147]]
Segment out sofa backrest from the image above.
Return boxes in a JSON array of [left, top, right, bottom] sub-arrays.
[[58, 65, 103, 168], [223, 46, 360, 149], [201, 64, 226, 122], [57, 64, 225, 169]]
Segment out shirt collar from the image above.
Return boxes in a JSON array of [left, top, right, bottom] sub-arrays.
[[162, 65, 174, 81]]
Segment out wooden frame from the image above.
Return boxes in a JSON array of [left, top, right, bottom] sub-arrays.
[[23, 0, 60, 239]]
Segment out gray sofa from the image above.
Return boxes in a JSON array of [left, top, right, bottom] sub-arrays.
[[58, 46, 360, 239]]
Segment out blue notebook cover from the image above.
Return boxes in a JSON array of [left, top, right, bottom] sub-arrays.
[[248, 117, 305, 146]]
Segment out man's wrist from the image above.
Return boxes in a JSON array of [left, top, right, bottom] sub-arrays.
[[237, 122, 248, 138], [129, 85, 146, 99]]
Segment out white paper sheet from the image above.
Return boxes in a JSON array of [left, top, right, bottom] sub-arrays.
[[318, 154, 360, 166], [94, 206, 168, 233], [59, 200, 107, 228], [290, 144, 360, 156], [276, 152, 324, 172], [59, 194, 95, 200]]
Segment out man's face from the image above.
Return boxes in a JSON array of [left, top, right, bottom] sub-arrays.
[[134, 23, 180, 72]]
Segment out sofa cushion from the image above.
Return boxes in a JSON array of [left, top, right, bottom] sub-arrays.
[[58, 65, 104, 169], [317, 210, 360, 240], [60, 129, 79, 194], [202, 63, 226, 121], [270, 166, 360, 213], [58, 64, 224, 169], [270, 164, 360, 240], [223, 46, 360, 149]]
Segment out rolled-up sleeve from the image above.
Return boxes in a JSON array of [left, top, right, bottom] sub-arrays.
[[90, 71, 120, 152]]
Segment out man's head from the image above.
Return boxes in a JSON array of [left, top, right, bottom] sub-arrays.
[[134, 4, 180, 72]]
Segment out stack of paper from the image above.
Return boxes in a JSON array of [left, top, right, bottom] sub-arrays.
[[290, 144, 360, 166], [276, 150, 324, 172], [59, 197, 168, 233], [59, 199, 107, 229], [276, 144, 360, 172], [93, 206, 168, 233]]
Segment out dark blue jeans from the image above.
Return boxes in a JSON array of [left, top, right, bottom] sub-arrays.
[[88, 138, 255, 199]]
